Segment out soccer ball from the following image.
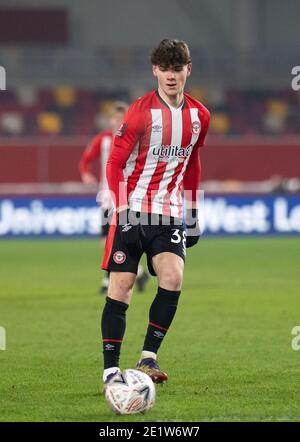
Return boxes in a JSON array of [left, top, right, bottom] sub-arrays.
[[105, 369, 156, 415]]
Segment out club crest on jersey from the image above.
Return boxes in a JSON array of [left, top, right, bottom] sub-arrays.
[[192, 121, 201, 135], [113, 251, 126, 264], [116, 123, 127, 137]]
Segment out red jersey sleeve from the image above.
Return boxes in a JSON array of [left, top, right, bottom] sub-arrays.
[[106, 100, 144, 210], [79, 133, 102, 175], [196, 107, 210, 148], [113, 100, 144, 151]]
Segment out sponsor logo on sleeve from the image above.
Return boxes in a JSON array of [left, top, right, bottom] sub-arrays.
[[116, 123, 127, 137]]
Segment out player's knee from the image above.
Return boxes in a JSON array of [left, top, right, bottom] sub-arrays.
[[107, 285, 132, 304], [108, 273, 135, 304], [159, 268, 183, 291]]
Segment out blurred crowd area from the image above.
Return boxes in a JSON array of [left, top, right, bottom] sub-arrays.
[[0, 85, 299, 137]]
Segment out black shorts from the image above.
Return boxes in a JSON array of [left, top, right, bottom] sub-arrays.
[[102, 216, 186, 276]]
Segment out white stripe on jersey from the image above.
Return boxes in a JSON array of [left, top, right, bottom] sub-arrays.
[[124, 142, 139, 181], [100, 136, 112, 190], [169, 108, 201, 217], [152, 107, 183, 214], [129, 109, 163, 212]]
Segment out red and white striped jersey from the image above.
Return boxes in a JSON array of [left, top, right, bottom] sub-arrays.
[[80, 130, 114, 208], [112, 90, 210, 218], [80, 130, 113, 190]]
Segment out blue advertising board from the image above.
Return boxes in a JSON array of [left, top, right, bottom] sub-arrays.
[[0, 195, 299, 237], [201, 195, 300, 235]]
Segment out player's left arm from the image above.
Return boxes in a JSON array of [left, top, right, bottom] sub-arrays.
[[183, 107, 210, 247]]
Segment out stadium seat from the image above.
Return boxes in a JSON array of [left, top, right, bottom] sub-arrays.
[[37, 112, 62, 134], [210, 112, 231, 135], [0, 87, 299, 136], [53, 86, 77, 108], [0, 112, 24, 135]]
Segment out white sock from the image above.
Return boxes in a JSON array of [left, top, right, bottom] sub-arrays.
[[102, 276, 109, 288], [103, 367, 121, 382], [137, 265, 144, 278], [140, 351, 157, 362]]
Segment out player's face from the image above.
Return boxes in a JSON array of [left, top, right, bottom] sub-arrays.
[[152, 63, 192, 98], [110, 111, 126, 134]]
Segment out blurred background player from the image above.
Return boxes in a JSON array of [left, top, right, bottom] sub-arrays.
[[79, 101, 149, 294]]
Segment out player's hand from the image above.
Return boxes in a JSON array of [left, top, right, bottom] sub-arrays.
[[185, 208, 201, 248], [118, 209, 142, 248], [81, 172, 98, 184]]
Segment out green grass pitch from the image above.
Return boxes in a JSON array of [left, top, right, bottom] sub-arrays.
[[0, 238, 300, 422]]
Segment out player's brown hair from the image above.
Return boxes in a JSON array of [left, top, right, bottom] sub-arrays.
[[151, 39, 191, 67]]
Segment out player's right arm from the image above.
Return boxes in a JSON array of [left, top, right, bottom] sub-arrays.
[[106, 101, 143, 212], [106, 101, 144, 245], [79, 134, 102, 184]]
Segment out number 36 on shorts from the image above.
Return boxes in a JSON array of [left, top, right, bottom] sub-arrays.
[[171, 229, 186, 252]]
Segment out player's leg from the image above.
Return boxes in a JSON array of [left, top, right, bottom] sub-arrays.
[[152, 251, 184, 291], [137, 252, 184, 383], [101, 271, 136, 384], [101, 212, 143, 385], [135, 264, 149, 292]]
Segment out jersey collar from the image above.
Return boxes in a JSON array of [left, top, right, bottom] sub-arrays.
[[155, 90, 186, 110]]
